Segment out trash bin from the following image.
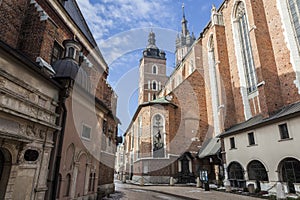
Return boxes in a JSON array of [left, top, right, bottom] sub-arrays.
[[204, 182, 210, 191], [248, 183, 255, 194]]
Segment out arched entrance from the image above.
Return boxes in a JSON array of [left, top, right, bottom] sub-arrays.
[[178, 152, 195, 183], [0, 148, 12, 199], [76, 153, 88, 197], [278, 158, 300, 193], [228, 161, 245, 188], [247, 160, 269, 191]]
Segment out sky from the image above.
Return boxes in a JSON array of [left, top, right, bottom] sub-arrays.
[[77, 0, 224, 136]]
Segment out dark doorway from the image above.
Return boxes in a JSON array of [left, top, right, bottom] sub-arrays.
[[178, 153, 195, 183], [130, 165, 133, 180], [0, 148, 12, 199], [247, 160, 269, 192], [279, 158, 300, 194], [228, 161, 245, 188]]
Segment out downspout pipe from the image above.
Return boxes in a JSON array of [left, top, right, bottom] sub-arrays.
[[46, 82, 69, 200], [51, 100, 67, 200]]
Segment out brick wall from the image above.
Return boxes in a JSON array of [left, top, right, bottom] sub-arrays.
[[213, 25, 237, 130], [0, 0, 29, 48], [263, 0, 300, 104], [201, 0, 300, 126], [170, 69, 208, 153], [98, 159, 115, 185]]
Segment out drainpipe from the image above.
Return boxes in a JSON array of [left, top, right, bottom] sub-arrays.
[[51, 101, 67, 200], [46, 81, 70, 200]]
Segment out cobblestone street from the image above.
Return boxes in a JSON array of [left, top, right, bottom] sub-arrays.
[[103, 180, 263, 200]]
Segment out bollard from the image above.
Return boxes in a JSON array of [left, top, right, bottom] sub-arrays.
[[224, 180, 231, 192], [122, 174, 126, 183], [170, 177, 174, 186], [204, 182, 210, 191], [276, 182, 286, 200], [140, 176, 144, 186], [196, 177, 201, 188]]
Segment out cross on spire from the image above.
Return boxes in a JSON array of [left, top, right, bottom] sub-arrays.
[[182, 3, 185, 18]]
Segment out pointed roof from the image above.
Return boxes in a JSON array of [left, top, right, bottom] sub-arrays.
[[198, 137, 221, 158], [181, 3, 188, 36], [147, 30, 158, 49], [63, 0, 97, 47], [150, 97, 171, 104], [143, 30, 166, 59]]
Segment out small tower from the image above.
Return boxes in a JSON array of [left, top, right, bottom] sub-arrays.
[[175, 3, 195, 64], [138, 31, 168, 104]]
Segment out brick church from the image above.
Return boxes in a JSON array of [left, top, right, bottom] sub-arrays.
[[123, 5, 206, 184], [123, 0, 300, 196]]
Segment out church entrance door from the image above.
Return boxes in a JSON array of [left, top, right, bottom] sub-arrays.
[[0, 148, 12, 199]]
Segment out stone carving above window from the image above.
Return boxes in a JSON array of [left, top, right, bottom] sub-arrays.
[[0, 72, 59, 128]]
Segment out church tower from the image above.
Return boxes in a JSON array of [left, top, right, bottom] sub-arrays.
[[175, 3, 196, 64], [138, 31, 168, 104]]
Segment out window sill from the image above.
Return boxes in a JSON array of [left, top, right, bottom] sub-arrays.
[[247, 144, 258, 147], [81, 136, 91, 141], [278, 138, 293, 142]]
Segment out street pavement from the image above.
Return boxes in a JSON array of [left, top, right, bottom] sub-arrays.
[[103, 179, 263, 200]]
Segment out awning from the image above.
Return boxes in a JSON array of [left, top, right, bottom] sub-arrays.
[[198, 137, 220, 159]]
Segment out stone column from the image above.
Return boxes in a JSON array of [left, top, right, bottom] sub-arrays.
[[223, 164, 231, 192], [196, 177, 201, 188], [122, 174, 126, 183], [170, 177, 175, 186], [84, 164, 91, 195], [71, 162, 79, 198], [35, 147, 52, 200]]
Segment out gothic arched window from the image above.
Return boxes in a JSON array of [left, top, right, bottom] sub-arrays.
[[65, 174, 71, 197], [67, 47, 75, 59], [247, 160, 269, 181], [208, 35, 220, 134], [152, 81, 157, 90], [287, 0, 300, 47], [234, 1, 257, 93], [228, 161, 245, 188], [189, 60, 194, 74], [153, 94, 156, 100], [152, 114, 165, 158], [137, 117, 142, 158], [152, 65, 157, 74], [279, 158, 300, 193]]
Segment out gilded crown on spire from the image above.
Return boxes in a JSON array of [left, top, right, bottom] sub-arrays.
[[147, 30, 157, 49], [143, 30, 166, 59]]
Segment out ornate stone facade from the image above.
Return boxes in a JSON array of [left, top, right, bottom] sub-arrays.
[[0, 37, 60, 200], [0, 0, 119, 199]]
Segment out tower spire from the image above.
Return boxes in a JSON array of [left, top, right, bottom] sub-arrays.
[[147, 30, 157, 49], [181, 3, 188, 36], [182, 3, 185, 19], [176, 3, 195, 64]]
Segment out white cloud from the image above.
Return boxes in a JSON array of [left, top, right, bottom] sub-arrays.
[[77, 0, 178, 41]]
